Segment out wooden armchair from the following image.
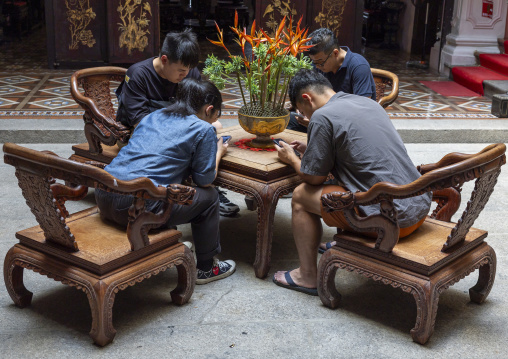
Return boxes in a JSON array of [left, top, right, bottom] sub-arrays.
[[70, 66, 129, 162], [318, 143, 506, 344], [3, 143, 197, 346], [371, 68, 399, 108]]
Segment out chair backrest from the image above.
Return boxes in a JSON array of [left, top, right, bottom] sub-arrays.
[[70, 66, 131, 154], [322, 143, 506, 253], [3, 143, 195, 252], [371, 68, 399, 108]]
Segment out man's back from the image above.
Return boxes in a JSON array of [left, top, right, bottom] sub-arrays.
[[301, 92, 431, 227]]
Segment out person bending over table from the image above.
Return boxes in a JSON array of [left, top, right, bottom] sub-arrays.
[[272, 70, 431, 295], [96, 78, 236, 284], [115, 28, 240, 217], [287, 28, 377, 133]]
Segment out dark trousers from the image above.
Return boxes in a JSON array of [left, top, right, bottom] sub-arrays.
[[95, 186, 221, 261], [286, 112, 308, 133]]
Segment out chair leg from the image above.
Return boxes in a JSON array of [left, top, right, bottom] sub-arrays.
[[317, 249, 342, 309], [3, 247, 33, 308], [410, 281, 439, 345], [469, 246, 496, 304], [87, 280, 116, 347], [170, 246, 196, 306]]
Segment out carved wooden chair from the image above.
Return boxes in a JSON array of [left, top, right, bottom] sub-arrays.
[[3, 143, 197, 346], [371, 68, 399, 108], [70, 66, 129, 163], [318, 143, 506, 344]]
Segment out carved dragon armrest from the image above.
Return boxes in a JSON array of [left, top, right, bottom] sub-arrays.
[[124, 184, 196, 251], [321, 190, 400, 253], [75, 94, 129, 132]]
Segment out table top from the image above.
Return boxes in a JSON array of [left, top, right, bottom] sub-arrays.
[[217, 126, 307, 182]]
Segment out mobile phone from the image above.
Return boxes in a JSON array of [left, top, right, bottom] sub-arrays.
[[291, 111, 305, 120], [219, 135, 232, 143], [273, 138, 301, 158]]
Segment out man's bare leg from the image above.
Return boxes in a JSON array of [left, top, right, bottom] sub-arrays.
[[274, 183, 323, 289]]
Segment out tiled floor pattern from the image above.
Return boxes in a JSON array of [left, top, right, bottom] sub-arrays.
[[0, 74, 495, 120]]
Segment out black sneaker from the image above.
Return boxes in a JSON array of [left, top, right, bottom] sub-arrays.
[[217, 188, 240, 217], [196, 258, 236, 284]]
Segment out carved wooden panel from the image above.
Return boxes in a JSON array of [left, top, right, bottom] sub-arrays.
[[255, 0, 363, 52], [106, 0, 160, 64], [45, 0, 107, 67], [14, 169, 78, 251]]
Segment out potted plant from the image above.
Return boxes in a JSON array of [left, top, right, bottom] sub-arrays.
[[203, 13, 313, 148]]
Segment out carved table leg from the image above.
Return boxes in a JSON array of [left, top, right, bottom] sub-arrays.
[[214, 171, 302, 279], [253, 185, 279, 279], [87, 280, 116, 347], [3, 246, 33, 308], [469, 245, 496, 304], [170, 246, 196, 305], [317, 249, 342, 309]]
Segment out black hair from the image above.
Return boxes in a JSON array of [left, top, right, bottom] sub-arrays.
[[164, 78, 222, 118], [288, 69, 333, 109], [306, 28, 339, 56], [160, 28, 200, 68]]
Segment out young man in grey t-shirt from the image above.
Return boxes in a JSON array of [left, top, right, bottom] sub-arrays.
[[272, 70, 431, 296]]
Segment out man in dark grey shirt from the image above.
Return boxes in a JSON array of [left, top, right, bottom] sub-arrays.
[[273, 69, 431, 295]]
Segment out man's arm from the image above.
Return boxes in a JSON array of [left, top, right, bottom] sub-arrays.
[[276, 142, 327, 185], [117, 72, 152, 127]]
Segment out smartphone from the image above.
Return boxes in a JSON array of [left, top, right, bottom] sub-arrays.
[[273, 138, 301, 158], [291, 111, 305, 120], [219, 135, 232, 143]]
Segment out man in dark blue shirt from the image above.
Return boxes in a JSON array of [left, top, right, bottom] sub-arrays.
[[287, 28, 376, 133]]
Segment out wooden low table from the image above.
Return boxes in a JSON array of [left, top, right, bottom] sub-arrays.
[[215, 126, 306, 278], [70, 125, 307, 279]]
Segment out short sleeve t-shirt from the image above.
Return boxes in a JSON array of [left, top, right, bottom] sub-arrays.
[[105, 109, 217, 187], [317, 47, 377, 101], [115, 58, 201, 127], [300, 92, 431, 227]]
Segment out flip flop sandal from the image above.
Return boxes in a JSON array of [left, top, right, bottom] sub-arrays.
[[318, 241, 334, 254], [272, 271, 318, 296]]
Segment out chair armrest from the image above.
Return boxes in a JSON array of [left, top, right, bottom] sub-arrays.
[[70, 68, 130, 133], [321, 143, 506, 253], [3, 143, 197, 251]]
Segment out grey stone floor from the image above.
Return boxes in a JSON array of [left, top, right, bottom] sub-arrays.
[[0, 143, 507, 358]]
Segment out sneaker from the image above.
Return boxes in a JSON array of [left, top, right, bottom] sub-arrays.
[[217, 188, 240, 217], [196, 258, 236, 284]]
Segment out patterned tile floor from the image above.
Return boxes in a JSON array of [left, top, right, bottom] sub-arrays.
[[0, 27, 496, 121]]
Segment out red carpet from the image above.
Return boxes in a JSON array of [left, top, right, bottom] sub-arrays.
[[479, 53, 508, 76], [451, 66, 508, 95], [420, 81, 479, 97]]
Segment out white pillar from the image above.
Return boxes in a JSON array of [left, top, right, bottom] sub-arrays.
[[440, 0, 507, 75]]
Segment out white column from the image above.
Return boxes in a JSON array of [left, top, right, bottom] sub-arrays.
[[440, 0, 507, 75]]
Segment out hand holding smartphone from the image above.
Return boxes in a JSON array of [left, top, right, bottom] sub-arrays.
[[273, 138, 301, 158], [218, 135, 232, 143]]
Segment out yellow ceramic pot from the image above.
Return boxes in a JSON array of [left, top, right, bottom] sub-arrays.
[[237, 104, 290, 148]]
